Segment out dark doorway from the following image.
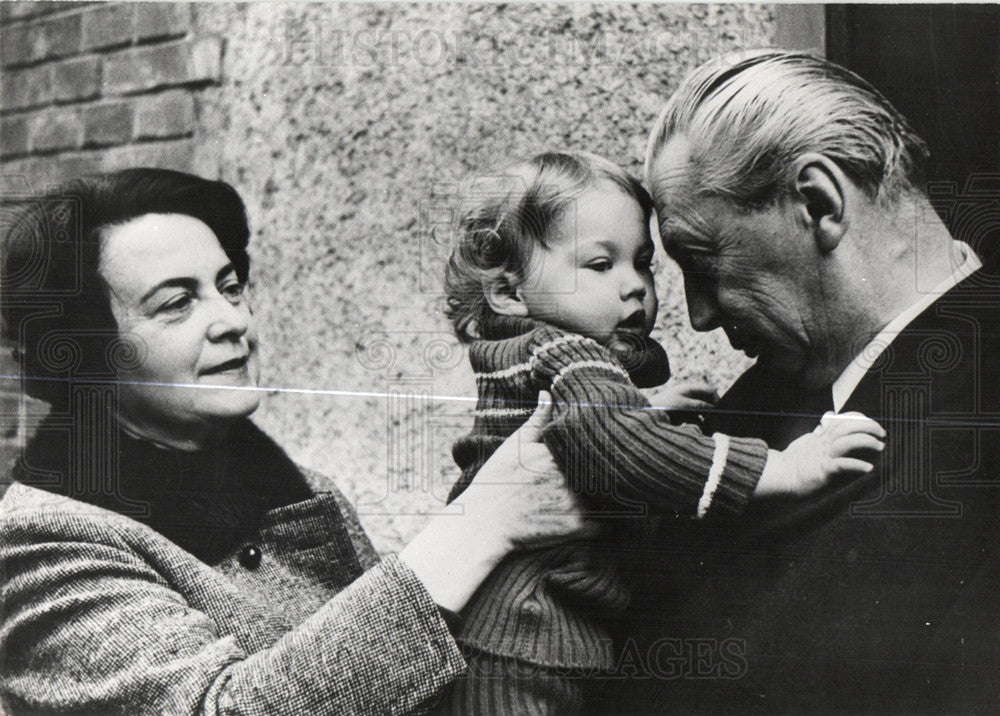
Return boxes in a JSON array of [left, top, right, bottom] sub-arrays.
[[827, 4, 1000, 262]]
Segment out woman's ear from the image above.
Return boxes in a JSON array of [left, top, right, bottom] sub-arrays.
[[791, 153, 850, 254], [485, 272, 530, 317]]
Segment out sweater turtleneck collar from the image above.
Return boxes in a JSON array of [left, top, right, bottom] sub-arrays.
[[477, 314, 541, 341], [12, 414, 314, 563]]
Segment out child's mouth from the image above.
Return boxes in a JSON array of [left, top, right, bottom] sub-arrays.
[[615, 310, 648, 335]]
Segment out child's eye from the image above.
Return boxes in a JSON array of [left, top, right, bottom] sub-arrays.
[[585, 259, 612, 272], [635, 254, 654, 271]]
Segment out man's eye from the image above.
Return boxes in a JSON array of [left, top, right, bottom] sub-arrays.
[[683, 252, 714, 273], [585, 259, 612, 272]]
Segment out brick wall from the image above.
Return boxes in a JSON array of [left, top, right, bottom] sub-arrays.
[[1, 1, 221, 190], [0, 2, 224, 466]]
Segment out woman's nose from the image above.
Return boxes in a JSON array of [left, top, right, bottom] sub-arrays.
[[206, 294, 250, 342]]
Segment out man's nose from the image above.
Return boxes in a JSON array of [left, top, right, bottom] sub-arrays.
[[685, 284, 720, 332]]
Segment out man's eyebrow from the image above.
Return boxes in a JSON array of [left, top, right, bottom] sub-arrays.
[[658, 214, 714, 251]]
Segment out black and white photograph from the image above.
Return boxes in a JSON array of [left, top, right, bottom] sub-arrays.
[[1, 2, 999, 713]]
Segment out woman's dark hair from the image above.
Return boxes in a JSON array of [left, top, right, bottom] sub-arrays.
[[444, 151, 654, 343], [1, 167, 251, 408]]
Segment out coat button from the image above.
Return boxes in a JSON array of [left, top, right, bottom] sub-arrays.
[[238, 544, 262, 569]]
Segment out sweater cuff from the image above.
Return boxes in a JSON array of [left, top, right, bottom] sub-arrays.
[[702, 435, 769, 518]]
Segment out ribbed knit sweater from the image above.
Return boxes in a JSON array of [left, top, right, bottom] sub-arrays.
[[439, 316, 770, 713]]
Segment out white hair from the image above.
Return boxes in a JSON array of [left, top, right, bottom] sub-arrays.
[[645, 49, 930, 207]]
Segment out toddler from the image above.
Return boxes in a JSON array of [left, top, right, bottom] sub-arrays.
[[438, 152, 884, 713]]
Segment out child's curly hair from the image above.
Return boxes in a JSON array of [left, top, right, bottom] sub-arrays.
[[444, 151, 654, 343]]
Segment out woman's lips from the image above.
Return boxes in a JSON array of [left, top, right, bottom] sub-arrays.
[[200, 356, 249, 376]]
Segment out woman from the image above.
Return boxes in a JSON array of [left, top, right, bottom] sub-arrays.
[[0, 168, 586, 714]]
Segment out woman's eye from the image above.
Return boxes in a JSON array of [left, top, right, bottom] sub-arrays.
[[158, 293, 194, 315], [636, 255, 654, 271], [585, 259, 612, 272], [221, 282, 246, 302]]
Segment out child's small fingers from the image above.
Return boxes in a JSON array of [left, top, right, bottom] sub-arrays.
[[668, 398, 715, 411], [852, 419, 887, 438], [832, 457, 875, 474], [823, 416, 885, 440], [826, 412, 886, 438], [833, 433, 885, 455], [681, 381, 720, 400]]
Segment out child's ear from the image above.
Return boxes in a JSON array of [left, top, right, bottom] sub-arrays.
[[485, 271, 530, 317]]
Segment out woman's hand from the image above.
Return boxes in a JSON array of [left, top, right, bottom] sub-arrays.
[[456, 391, 590, 550], [399, 392, 588, 612]]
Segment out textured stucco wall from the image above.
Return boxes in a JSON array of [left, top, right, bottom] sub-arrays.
[[188, 3, 775, 552], [2, 2, 781, 552]]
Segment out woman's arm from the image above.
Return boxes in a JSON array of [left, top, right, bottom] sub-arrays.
[[0, 406, 585, 716], [0, 511, 462, 715], [402, 398, 584, 613]]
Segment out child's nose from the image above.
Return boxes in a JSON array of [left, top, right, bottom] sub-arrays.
[[621, 271, 648, 300]]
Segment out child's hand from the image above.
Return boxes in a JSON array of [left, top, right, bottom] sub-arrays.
[[646, 379, 719, 411], [754, 412, 886, 499]]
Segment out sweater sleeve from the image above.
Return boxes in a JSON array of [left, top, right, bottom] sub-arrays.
[[0, 514, 465, 715], [528, 328, 769, 519]]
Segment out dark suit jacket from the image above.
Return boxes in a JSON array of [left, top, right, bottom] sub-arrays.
[[610, 263, 1000, 713]]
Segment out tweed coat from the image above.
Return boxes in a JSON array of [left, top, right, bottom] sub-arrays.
[[0, 420, 466, 715]]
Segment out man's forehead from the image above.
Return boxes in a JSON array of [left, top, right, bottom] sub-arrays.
[[647, 138, 718, 247], [648, 135, 695, 202]]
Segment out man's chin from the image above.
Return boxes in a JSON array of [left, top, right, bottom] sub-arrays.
[[753, 349, 803, 376]]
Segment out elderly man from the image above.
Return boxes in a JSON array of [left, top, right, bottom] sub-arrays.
[[619, 50, 999, 712]]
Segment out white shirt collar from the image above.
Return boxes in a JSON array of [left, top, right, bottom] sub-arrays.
[[831, 241, 982, 412]]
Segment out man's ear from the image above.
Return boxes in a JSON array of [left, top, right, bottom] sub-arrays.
[[791, 153, 849, 254], [485, 272, 529, 317]]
